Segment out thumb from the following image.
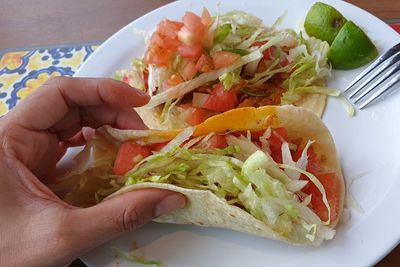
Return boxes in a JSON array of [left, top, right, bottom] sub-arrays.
[[65, 189, 186, 251]]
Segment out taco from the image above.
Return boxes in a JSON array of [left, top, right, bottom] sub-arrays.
[[51, 105, 344, 246], [116, 9, 335, 129]]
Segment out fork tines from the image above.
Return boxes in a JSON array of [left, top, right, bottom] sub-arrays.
[[344, 42, 400, 109]]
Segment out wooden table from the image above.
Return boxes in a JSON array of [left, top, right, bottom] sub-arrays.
[[0, 0, 399, 266]]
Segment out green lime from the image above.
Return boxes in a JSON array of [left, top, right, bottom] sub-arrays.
[[304, 2, 347, 45], [328, 20, 378, 70]]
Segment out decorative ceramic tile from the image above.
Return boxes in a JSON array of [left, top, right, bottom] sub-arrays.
[[0, 45, 97, 116]]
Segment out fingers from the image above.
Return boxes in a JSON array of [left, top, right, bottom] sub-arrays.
[[64, 189, 186, 250], [55, 77, 150, 108], [51, 105, 147, 141], [8, 77, 150, 131], [62, 128, 95, 147]]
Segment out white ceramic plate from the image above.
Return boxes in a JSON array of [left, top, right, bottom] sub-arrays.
[[74, 0, 400, 266]]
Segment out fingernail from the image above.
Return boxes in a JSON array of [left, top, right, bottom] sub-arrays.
[[155, 194, 186, 217]]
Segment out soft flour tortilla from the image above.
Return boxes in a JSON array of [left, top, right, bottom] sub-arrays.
[[54, 105, 344, 244], [136, 93, 327, 130]]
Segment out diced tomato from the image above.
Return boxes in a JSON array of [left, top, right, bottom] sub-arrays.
[[251, 41, 267, 47], [268, 127, 289, 163], [204, 135, 228, 149], [149, 32, 164, 47], [301, 172, 341, 223], [212, 51, 241, 69], [178, 12, 206, 46], [250, 130, 266, 139], [185, 107, 209, 126], [182, 12, 205, 38], [113, 142, 152, 176], [163, 74, 184, 89], [195, 53, 214, 72], [294, 141, 339, 222], [251, 41, 278, 61], [201, 8, 214, 48], [262, 47, 274, 60], [181, 60, 198, 80], [178, 43, 203, 59], [144, 44, 172, 67], [201, 7, 212, 27], [162, 36, 182, 51], [150, 141, 169, 152], [281, 56, 290, 67], [203, 83, 238, 112], [146, 18, 184, 67], [150, 19, 183, 52], [158, 19, 183, 39]]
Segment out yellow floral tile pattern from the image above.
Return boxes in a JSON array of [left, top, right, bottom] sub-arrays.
[[0, 45, 98, 116]]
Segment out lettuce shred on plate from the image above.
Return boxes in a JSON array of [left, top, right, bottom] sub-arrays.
[[112, 246, 163, 267], [115, 9, 349, 126]]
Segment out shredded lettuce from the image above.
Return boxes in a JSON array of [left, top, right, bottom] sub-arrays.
[[160, 127, 194, 153], [148, 65, 171, 96], [219, 68, 241, 90], [281, 140, 314, 180], [219, 11, 263, 31], [278, 163, 331, 225], [237, 28, 263, 49], [120, 130, 333, 244], [214, 24, 232, 43], [146, 49, 263, 108], [112, 246, 162, 267]]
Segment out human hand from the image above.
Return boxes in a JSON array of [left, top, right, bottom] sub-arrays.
[[0, 77, 186, 267]]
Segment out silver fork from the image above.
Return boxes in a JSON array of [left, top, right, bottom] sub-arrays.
[[344, 42, 400, 109]]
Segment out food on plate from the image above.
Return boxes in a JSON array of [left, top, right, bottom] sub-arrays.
[[328, 21, 379, 70], [51, 106, 345, 246], [116, 8, 336, 129], [305, 2, 378, 70], [304, 2, 347, 45]]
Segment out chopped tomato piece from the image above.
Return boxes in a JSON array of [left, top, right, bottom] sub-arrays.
[[251, 41, 267, 47], [212, 51, 241, 69], [268, 127, 289, 163], [163, 74, 183, 89], [250, 130, 266, 139], [195, 53, 214, 72], [251, 41, 277, 61], [201, 8, 214, 48], [204, 134, 228, 149], [182, 12, 205, 38], [281, 56, 291, 67], [203, 83, 238, 112], [201, 7, 212, 27], [113, 142, 152, 176], [185, 107, 209, 126], [301, 172, 341, 223], [158, 19, 183, 39], [178, 43, 203, 59], [151, 19, 183, 51], [262, 47, 274, 60], [178, 12, 206, 46], [144, 44, 171, 67], [181, 60, 198, 80]]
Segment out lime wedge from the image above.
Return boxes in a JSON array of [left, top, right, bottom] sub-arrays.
[[328, 21, 378, 70], [304, 2, 347, 44]]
